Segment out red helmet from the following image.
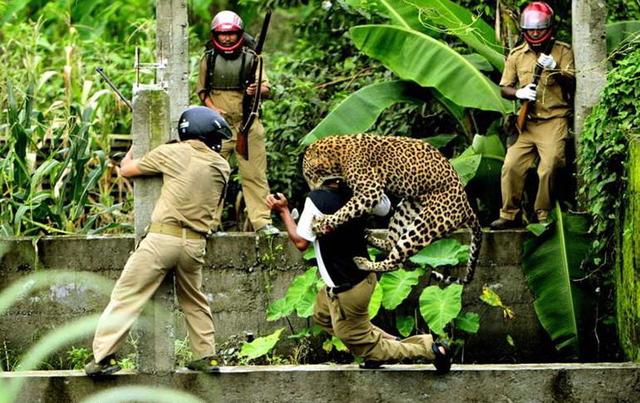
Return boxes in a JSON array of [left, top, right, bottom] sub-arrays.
[[520, 2, 554, 46], [210, 11, 245, 54]]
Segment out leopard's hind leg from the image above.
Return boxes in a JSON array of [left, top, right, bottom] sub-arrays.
[[355, 192, 465, 273], [365, 199, 417, 252]]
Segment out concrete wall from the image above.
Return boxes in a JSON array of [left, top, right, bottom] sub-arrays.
[[6, 363, 640, 403], [0, 230, 556, 364], [617, 138, 640, 362]]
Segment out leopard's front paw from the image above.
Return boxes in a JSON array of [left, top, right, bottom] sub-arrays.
[[312, 215, 334, 235], [353, 256, 375, 271]]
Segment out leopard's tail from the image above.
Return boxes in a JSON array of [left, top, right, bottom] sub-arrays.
[[462, 213, 482, 284]]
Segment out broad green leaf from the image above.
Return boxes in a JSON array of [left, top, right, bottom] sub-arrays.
[[450, 134, 505, 186], [419, 284, 463, 336], [409, 238, 469, 268], [606, 20, 640, 53], [285, 267, 318, 308], [522, 203, 591, 357], [526, 223, 548, 237], [380, 268, 424, 310], [303, 81, 429, 144], [396, 315, 415, 337], [368, 281, 383, 319], [374, 0, 504, 70], [422, 134, 457, 149], [463, 53, 493, 72], [350, 25, 512, 114], [295, 287, 317, 318], [454, 311, 480, 334], [266, 297, 293, 321], [303, 246, 316, 261], [323, 336, 349, 353], [239, 328, 284, 360], [450, 148, 481, 185]]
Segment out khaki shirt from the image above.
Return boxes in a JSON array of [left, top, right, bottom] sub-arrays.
[[500, 41, 575, 120], [137, 140, 230, 234], [196, 51, 270, 128]]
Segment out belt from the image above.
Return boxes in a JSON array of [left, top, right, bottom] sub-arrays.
[[148, 223, 206, 240], [327, 284, 353, 298]]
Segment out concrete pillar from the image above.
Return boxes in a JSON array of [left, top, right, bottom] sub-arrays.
[[156, 0, 189, 139], [131, 88, 176, 373], [572, 1, 607, 148]]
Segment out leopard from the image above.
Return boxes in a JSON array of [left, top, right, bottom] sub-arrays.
[[302, 133, 482, 284]]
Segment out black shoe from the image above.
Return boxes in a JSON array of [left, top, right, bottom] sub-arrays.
[[359, 360, 384, 369], [186, 355, 220, 373], [489, 217, 521, 230], [84, 355, 121, 377], [432, 342, 452, 375]]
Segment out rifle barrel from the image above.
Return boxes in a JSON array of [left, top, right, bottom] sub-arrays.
[[96, 67, 133, 111]]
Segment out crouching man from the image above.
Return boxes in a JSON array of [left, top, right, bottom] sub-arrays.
[[266, 178, 451, 372], [85, 107, 231, 376]]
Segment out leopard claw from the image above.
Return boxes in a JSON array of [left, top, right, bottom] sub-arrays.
[[353, 256, 375, 271]]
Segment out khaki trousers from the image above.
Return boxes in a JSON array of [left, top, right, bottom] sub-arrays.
[[217, 119, 272, 230], [500, 117, 568, 221], [92, 233, 215, 363], [313, 273, 435, 362]]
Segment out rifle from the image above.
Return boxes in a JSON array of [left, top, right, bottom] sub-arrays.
[[237, 10, 272, 160], [96, 67, 133, 111], [515, 38, 555, 134]]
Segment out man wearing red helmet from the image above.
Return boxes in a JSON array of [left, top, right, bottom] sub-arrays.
[[196, 10, 277, 234], [490, 2, 575, 229]]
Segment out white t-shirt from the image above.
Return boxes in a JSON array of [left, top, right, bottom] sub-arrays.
[[296, 193, 391, 287]]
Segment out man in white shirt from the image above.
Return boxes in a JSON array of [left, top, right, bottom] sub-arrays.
[[266, 178, 451, 372]]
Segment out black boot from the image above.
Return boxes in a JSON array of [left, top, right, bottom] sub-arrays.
[[489, 217, 521, 230]]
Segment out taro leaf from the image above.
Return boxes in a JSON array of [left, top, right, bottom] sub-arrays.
[[266, 297, 293, 322], [422, 134, 457, 149], [350, 25, 512, 114], [522, 203, 591, 357], [380, 268, 425, 310], [323, 336, 349, 353], [285, 267, 318, 307], [368, 281, 383, 319], [606, 20, 640, 53], [374, 0, 504, 70], [396, 315, 415, 337], [454, 311, 480, 334], [409, 238, 469, 268], [419, 284, 463, 336], [296, 287, 317, 318], [239, 328, 284, 360], [303, 246, 316, 261], [303, 80, 429, 144]]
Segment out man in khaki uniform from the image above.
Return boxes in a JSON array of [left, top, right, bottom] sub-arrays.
[[491, 2, 575, 229], [197, 10, 276, 234], [85, 107, 231, 376], [266, 180, 451, 372]]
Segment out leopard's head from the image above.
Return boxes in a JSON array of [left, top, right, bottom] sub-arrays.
[[302, 140, 343, 190]]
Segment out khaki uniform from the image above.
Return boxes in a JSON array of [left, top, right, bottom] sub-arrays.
[[314, 273, 436, 362], [92, 140, 230, 362], [499, 41, 575, 221], [197, 52, 272, 230]]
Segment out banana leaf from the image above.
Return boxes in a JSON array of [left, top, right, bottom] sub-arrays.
[[373, 0, 504, 70], [303, 81, 430, 144], [606, 20, 640, 53], [522, 203, 592, 357], [350, 25, 513, 114], [450, 134, 505, 186]]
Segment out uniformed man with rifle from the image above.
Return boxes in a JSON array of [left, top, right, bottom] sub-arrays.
[[196, 10, 278, 234], [490, 2, 575, 229]]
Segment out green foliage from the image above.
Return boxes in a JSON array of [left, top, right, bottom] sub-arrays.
[[418, 284, 463, 336], [606, 20, 640, 53], [239, 328, 285, 360], [65, 346, 91, 370], [379, 268, 425, 310], [368, 281, 383, 319], [409, 238, 469, 267], [322, 336, 348, 353], [454, 312, 480, 334], [577, 42, 640, 354], [522, 204, 592, 357], [479, 286, 514, 320], [396, 315, 416, 337]]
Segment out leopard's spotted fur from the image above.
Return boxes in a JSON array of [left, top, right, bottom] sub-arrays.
[[303, 134, 482, 284]]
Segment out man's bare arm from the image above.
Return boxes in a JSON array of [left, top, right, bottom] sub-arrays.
[[119, 148, 145, 178]]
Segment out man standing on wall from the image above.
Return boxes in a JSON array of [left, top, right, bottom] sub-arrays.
[[490, 1, 575, 229], [197, 10, 277, 234], [266, 180, 451, 372], [85, 107, 231, 376]]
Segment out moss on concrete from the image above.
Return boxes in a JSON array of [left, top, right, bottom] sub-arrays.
[[617, 137, 640, 362]]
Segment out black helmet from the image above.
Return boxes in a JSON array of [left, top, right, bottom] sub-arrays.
[[178, 106, 232, 152]]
